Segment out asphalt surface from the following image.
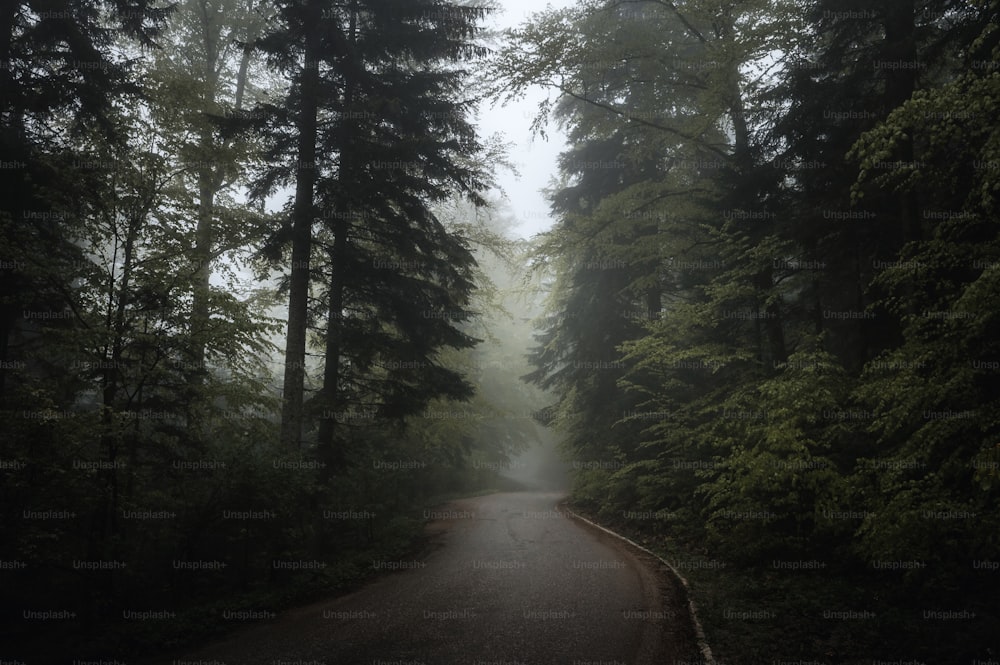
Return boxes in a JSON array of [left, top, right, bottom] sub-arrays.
[[144, 491, 700, 665]]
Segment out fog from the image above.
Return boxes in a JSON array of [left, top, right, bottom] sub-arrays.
[[498, 427, 571, 491]]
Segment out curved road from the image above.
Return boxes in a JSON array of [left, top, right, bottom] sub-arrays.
[[146, 492, 700, 665]]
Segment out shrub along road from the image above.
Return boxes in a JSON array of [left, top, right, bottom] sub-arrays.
[[142, 491, 701, 665]]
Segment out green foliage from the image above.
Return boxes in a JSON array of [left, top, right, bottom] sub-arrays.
[[511, 0, 1000, 656], [700, 343, 852, 560], [0, 1, 523, 660]]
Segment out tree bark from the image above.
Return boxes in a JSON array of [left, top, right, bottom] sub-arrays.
[[279, 6, 320, 449], [316, 220, 348, 457], [316, 1, 358, 458]]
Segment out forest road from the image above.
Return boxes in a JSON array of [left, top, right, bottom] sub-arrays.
[[143, 491, 701, 665]]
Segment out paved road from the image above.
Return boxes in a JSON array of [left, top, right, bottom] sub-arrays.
[[145, 491, 700, 665]]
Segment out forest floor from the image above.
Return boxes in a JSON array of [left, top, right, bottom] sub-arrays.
[[568, 505, 998, 665]]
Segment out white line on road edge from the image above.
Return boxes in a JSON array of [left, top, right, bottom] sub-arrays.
[[559, 503, 716, 665]]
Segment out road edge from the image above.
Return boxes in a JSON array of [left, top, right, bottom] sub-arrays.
[[558, 502, 716, 665]]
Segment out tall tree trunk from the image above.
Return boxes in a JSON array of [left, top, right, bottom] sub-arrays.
[[316, 220, 348, 458], [280, 7, 320, 448], [187, 0, 256, 432], [188, 2, 219, 429], [316, 1, 358, 458]]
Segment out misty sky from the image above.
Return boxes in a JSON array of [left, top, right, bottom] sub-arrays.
[[478, 0, 576, 239]]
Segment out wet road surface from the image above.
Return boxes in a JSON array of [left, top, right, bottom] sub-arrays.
[[143, 491, 700, 665]]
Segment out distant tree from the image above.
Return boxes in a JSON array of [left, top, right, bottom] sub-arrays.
[[147, 0, 270, 408]]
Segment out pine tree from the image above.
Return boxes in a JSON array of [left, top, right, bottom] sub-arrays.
[[252, 0, 492, 451]]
